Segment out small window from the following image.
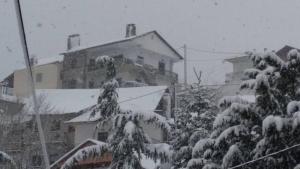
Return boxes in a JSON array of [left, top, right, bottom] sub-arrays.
[[68, 126, 75, 132], [88, 80, 95, 88], [136, 56, 144, 65], [158, 60, 166, 74], [32, 155, 42, 166], [36, 73, 43, 83], [69, 79, 77, 89], [71, 59, 77, 69], [97, 132, 108, 142], [50, 120, 61, 131]]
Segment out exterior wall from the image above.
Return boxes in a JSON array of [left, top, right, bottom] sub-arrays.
[[13, 63, 62, 97], [222, 56, 253, 96], [73, 122, 98, 146], [72, 120, 166, 146]]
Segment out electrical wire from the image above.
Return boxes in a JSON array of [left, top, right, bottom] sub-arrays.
[[229, 143, 300, 169]]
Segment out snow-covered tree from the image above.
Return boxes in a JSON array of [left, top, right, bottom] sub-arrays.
[[61, 56, 171, 169], [171, 84, 217, 169], [241, 50, 300, 169], [0, 151, 17, 169]]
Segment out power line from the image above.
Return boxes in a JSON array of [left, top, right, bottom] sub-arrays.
[[118, 88, 167, 104], [187, 47, 245, 55], [229, 143, 300, 169]]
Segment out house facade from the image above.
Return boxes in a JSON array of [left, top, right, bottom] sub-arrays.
[[61, 25, 182, 89], [10, 56, 63, 97], [222, 45, 297, 96]]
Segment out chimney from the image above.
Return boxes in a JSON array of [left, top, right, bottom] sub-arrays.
[[125, 24, 136, 38], [67, 34, 80, 50]]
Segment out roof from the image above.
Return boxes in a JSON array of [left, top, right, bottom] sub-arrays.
[[50, 139, 161, 169], [35, 55, 64, 66], [276, 45, 300, 61], [62, 31, 183, 60], [26, 86, 168, 116], [225, 45, 300, 63], [50, 139, 106, 168]]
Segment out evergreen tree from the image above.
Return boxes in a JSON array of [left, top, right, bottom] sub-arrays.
[[0, 151, 17, 169], [193, 49, 300, 169], [61, 56, 171, 169], [171, 84, 217, 169], [242, 50, 300, 169]]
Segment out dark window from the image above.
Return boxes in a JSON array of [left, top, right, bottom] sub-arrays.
[[36, 73, 43, 83], [97, 132, 108, 142], [32, 155, 42, 166], [88, 58, 96, 71], [50, 120, 61, 131], [136, 56, 144, 65], [159, 60, 166, 74], [71, 59, 77, 68], [68, 126, 75, 132], [68, 79, 77, 89], [88, 80, 95, 88]]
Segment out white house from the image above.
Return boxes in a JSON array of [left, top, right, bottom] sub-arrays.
[[30, 86, 171, 146], [61, 24, 183, 88], [222, 45, 298, 96]]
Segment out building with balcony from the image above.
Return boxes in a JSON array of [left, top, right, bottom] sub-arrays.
[[222, 45, 299, 96], [61, 24, 182, 89]]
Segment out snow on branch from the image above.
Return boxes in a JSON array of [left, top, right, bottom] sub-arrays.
[[186, 158, 206, 169], [145, 143, 172, 163], [0, 151, 17, 169], [287, 101, 300, 115], [192, 138, 214, 158], [222, 145, 244, 169], [218, 96, 251, 110], [262, 115, 284, 135], [215, 125, 248, 147], [114, 111, 171, 132], [60, 143, 109, 169]]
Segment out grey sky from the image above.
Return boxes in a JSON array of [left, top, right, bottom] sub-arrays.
[[1, 0, 300, 84]]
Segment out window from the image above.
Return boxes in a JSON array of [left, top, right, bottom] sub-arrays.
[[97, 132, 108, 142], [50, 120, 61, 131], [36, 73, 43, 83], [68, 126, 75, 132], [88, 58, 96, 71], [68, 79, 77, 89], [88, 80, 95, 88], [70, 59, 77, 68], [158, 60, 166, 74], [31, 155, 42, 166], [136, 56, 144, 65]]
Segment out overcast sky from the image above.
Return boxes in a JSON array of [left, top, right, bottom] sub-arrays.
[[1, 0, 300, 84]]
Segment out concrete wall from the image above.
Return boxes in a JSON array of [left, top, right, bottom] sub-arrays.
[[222, 56, 254, 96], [62, 34, 179, 88], [72, 120, 165, 146], [13, 63, 62, 97]]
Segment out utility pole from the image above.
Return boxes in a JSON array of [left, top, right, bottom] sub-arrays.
[[183, 44, 188, 89], [13, 0, 50, 168]]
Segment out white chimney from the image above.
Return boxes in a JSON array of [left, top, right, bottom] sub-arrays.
[[125, 24, 136, 38], [67, 34, 80, 50]]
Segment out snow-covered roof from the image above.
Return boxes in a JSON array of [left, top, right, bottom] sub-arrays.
[[50, 138, 162, 169], [50, 139, 106, 168], [26, 86, 167, 116], [62, 31, 183, 60], [227, 95, 255, 103], [35, 55, 63, 66]]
